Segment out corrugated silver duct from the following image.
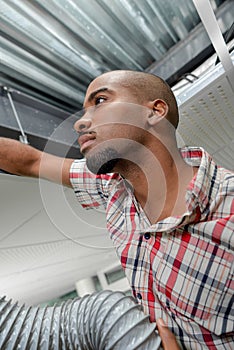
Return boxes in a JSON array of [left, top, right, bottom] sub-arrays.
[[0, 290, 161, 349]]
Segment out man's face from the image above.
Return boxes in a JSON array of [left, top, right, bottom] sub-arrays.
[[74, 72, 151, 174]]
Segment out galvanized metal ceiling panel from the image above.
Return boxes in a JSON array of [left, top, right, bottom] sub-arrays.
[[0, 0, 230, 111]]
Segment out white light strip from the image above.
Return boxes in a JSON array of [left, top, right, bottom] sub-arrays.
[[193, 0, 234, 92]]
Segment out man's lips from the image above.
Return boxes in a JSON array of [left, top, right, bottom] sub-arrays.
[[78, 133, 96, 153]]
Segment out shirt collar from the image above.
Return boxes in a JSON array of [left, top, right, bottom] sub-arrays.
[[182, 146, 220, 214]]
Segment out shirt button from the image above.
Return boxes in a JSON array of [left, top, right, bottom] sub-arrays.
[[144, 232, 151, 240], [136, 293, 142, 300]]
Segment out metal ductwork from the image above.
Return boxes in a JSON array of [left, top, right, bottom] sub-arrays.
[[0, 290, 161, 349]]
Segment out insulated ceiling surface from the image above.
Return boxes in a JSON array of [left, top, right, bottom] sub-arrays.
[[176, 52, 234, 171]]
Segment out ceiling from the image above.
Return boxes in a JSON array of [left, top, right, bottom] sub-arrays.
[[0, 0, 231, 111], [0, 174, 118, 305], [0, 0, 233, 305]]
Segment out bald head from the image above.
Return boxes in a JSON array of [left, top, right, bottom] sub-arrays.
[[92, 70, 179, 128]]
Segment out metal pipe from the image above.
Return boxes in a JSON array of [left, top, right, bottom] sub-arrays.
[[0, 290, 161, 349], [4, 86, 29, 144], [192, 0, 234, 92]]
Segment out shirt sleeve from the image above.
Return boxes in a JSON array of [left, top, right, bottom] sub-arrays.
[[69, 158, 121, 209]]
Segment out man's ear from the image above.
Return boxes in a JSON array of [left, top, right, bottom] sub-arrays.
[[147, 99, 168, 126]]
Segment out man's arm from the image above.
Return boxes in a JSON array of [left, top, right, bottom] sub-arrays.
[[0, 137, 74, 187]]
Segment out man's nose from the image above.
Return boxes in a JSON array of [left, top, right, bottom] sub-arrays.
[[74, 117, 92, 133]]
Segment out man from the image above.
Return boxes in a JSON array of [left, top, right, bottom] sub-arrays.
[[0, 70, 233, 349]]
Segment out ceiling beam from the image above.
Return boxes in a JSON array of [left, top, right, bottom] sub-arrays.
[[146, 0, 234, 85], [193, 0, 234, 92]]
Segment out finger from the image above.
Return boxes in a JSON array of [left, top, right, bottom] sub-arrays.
[[157, 318, 181, 350]]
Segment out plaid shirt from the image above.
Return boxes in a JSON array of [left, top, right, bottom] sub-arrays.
[[70, 147, 234, 350]]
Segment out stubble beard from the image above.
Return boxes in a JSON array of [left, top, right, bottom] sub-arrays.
[[86, 147, 120, 174]]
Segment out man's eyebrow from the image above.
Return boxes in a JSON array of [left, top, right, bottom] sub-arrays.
[[87, 87, 110, 103]]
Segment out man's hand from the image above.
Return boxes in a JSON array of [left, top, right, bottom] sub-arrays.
[[157, 318, 181, 350]]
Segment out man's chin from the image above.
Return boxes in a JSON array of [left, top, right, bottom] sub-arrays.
[[85, 148, 120, 175]]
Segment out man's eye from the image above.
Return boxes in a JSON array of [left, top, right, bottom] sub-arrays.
[[95, 96, 106, 105]]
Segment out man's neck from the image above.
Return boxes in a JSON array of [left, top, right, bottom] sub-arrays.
[[116, 149, 197, 225]]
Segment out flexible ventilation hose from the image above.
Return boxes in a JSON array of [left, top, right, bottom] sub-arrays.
[[0, 290, 161, 349]]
